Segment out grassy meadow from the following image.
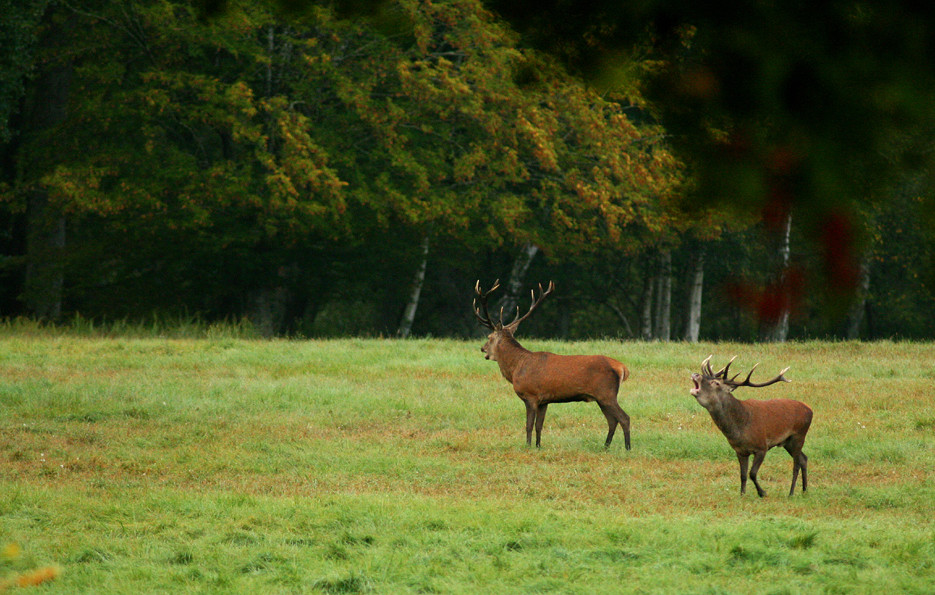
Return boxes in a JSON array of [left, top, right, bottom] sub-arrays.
[[0, 329, 933, 593]]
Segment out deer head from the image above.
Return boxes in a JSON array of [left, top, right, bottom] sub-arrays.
[[690, 355, 790, 410], [473, 279, 554, 360]]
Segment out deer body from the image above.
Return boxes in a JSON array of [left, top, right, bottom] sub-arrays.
[[691, 356, 812, 497], [474, 281, 631, 449]]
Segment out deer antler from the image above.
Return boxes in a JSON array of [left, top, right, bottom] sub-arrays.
[[503, 281, 555, 332], [715, 356, 739, 380], [725, 362, 791, 389], [473, 279, 501, 330], [700, 356, 790, 389]]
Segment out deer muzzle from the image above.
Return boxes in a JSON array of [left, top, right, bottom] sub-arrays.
[[690, 373, 702, 397]]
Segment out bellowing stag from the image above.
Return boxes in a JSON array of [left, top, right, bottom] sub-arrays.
[[691, 356, 813, 497]]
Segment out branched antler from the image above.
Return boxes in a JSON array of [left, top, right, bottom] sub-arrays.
[[700, 355, 790, 390], [473, 279, 501, 330], [503, 281, 555, 332]]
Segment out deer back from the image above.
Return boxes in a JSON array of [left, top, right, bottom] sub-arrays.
[[511, 351, 627, 398]]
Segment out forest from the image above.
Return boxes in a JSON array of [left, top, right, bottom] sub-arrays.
[[2, 0, 935, 340]]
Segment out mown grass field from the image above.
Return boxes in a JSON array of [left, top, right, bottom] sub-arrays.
[[1, 331, 933, 593]]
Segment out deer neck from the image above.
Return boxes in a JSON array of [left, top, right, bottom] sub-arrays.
[[495, 334, 530, 383], [707, 393, 752, 442]]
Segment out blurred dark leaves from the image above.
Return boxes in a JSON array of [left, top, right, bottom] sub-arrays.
[[199, 0, 935, 300]]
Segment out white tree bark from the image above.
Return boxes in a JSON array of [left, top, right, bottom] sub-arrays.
[[764, 212, 793, 342], [846, 255, 872, 340], [683, 249, 705, 342], [397, 234, 430, 338], [495, 242, 539, 322], [654, 251, 672, 341], [640, 275, 654, 341]]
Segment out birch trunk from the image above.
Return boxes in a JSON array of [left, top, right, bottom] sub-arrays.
[[845, 255, 872, 340], [683, 249, 705, 342], [654, 251, 672, 341], [764, 212, 793, 342], [397, 234, 430, 338], [495, 242, 539, 321], [640, 275, 654, 341]]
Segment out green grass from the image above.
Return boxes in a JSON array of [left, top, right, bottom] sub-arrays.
[[1, 335, 934, 593]]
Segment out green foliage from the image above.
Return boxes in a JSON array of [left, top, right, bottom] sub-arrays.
[[0, 0, 48, 142], [0, 0, 933, 339]]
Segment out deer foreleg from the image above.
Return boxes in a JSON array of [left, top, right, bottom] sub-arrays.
[[523, 400, 535, 447], [737, 453, 749, 495], [534, 403, 548, 448], [749, 451, 767, 497]]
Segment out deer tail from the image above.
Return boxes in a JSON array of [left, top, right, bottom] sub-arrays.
[[615, 362, 630, 384]]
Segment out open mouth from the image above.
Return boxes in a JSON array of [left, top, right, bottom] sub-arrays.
[[690, 374, 700, 396]]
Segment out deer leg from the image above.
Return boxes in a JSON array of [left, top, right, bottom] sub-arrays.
[[784, 438, 808, 495], [749, 451, 767, 497], [613, 403, 631, 451], [784, 442, 802, 496], [799, 452, 808, 492], [534, 403, 548, 448], [789, 459, 800, 496], [599, 404, 617, 448], [523, 400, 535, 447], [737, 453, 749, 495]]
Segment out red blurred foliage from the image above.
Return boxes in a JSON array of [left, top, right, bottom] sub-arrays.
[[762, 192, 792, 233], [820, 211, 860, 292], [725, 265, 806, 325]]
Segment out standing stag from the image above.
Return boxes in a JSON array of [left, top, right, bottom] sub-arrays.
[[473, 280, 632, 449], [690, 356, 813, 497]]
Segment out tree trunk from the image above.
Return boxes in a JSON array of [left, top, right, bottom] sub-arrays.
[[21, 10, 73, 320], [397, 233, 430, 338], [249, 286, 290, 338], [605, 301, 635, 338], [683, 248, 705, 342], [845, 255, 872, 340], [640, 274, 654, 341], [495, 242, 539, 321], [654, 251, 672, 341], [266, 25, 274, 98], [763, 212, 793, 342], [24, 192, 66, 320]]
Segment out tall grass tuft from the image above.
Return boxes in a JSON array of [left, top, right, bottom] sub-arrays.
[[0, 314, 260, 340]]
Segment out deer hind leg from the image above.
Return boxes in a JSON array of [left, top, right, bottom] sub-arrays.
[[800, 452, 808, 492], [599, 402, 631, 450], [784, 438, 808, 495], [534, 403, 548, 448], [614, 403, 631, 451], [749, 451, 767, 497], [599, 403, 617, 448]]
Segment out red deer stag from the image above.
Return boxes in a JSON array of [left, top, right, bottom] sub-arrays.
[[690, 356, 813, 497], [473, 280, 631, 449]]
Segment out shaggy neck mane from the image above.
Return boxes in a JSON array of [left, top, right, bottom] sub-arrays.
[[496, 332, 530, 382]]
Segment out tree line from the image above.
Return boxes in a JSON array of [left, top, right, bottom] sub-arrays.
[[1, 0, 933, 340]]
